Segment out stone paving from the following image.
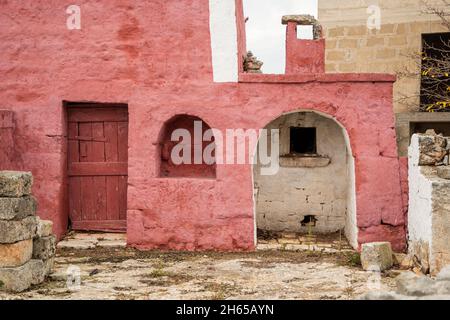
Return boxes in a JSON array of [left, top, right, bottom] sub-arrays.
[[257, 232, 354, 253], [0, 232, 403, 300], [57, 232, 127, 250]]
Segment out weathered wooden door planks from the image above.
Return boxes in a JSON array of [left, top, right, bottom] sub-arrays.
[[67, 105, 128, 232]]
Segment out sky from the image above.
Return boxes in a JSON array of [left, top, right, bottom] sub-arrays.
[[243, 0, 318, 74]]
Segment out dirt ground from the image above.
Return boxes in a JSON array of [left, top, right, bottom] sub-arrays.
[[0, 240, 400, 300]]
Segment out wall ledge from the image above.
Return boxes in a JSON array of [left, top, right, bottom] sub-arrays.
[[238, 73, 396, 84], [279, 155, 331, 168]]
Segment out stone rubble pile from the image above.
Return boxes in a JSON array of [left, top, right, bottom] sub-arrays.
[[243, 51, 263, 74], [418, 129, 449, 166], [362, 266, 450, 300], [0, 171, 56, 292]]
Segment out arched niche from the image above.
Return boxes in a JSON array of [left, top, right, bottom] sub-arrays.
[[159, 115, 217, 179]]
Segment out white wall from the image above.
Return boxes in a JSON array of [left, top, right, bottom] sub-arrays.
[[408, 135, 433, 247], [209, 0, 238, 82], [344, 128, 358, 249]]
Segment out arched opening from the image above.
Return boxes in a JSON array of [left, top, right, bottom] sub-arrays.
[[159, 115, 217, 178], [253, 111, 357, 248]]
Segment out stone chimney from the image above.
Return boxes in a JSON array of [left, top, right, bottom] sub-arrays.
[[282, 15, 325, 74]]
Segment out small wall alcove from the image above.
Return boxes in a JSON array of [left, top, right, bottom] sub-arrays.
[[159, 115, 216, 179]]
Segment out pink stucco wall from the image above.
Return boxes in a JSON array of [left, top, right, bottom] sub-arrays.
[[0, 110, 16, 169], [0, 0, 406, 251]]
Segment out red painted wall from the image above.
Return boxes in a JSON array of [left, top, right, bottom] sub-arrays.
[[0, 110, 16, 169], [0, 0, 406, 251]]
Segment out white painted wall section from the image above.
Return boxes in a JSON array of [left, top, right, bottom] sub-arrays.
[[209, 0, 239, 83], [344, 129, 358, 250], [408, 135, 433, 245]]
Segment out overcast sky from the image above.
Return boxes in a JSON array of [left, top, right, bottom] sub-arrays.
[[243, 0, 318, 74]]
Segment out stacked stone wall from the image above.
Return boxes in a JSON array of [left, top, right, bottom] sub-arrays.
[[0, 171, 56, 292]]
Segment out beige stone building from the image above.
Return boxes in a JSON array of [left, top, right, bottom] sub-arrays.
[[318, 0, 450, 155]]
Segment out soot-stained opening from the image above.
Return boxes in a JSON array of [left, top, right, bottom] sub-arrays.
[[290, 127, 317, 155]]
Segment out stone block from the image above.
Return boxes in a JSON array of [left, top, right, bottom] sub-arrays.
[[0, 171, 33, 198], [366, 37, 385, 47], [376, 48, 397, 59], [396, 272, 436, 296], [379, 24, 396, 34], [327, 27, 346, 37], [42, 257, 55, 277], [437, 266, 450, 282], [0, 259, 43, 292], [327, 50, 346, 61], [418, 132, 448, 166], [0, 239, 33, 268], [361, 291, 411, 300], [30, 258, 54, 285], [361, 242, 394, 271], [282, 14, 317, 26], [0, 216, 37, 243], [33, 235, 56, 260], [437, 167, 450, 180], [346, 26, 368, 36], [36, 217, 53, 237], [0, 196, 37, 220], [388, 36, 408, 46], [434, 281, 450, 295], [338, 38, 359, 49]]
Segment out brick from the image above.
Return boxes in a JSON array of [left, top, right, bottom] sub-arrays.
[[410, 21, 430, 33], [346, 26, 368, 36], [338, 38, 360, 49], [0, 196, 37, 220], [376, 48, 397, 59], [327, 27, 346, 37], [366, 37, 385, 47], [389, 36, 408, 46], [379, 24, 396, 34], [0, 239, 33, 268], [339, 63, 358, 72], [0, 171, 33, 198], [395, 23, 408, 34], [407, 35, 421, 48], [357, 49, 375, 61], [0, 216, 37, 243], [326, 39, 337, 49], [327, 50, 346, 61], [325, 63, 338, 72]]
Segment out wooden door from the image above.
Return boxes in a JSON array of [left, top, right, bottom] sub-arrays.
[[67, 105, 128, 232]]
